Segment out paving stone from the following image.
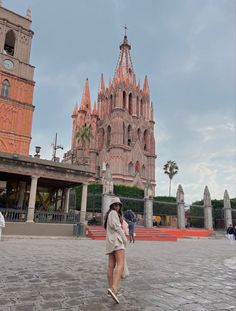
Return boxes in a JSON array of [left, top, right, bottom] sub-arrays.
[[1, 238, 236, 310]]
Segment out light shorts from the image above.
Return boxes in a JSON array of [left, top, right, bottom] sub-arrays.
[[114, 244, 125, 251]]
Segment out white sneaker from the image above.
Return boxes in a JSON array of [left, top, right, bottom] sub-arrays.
[[108, 288, 119, 304]]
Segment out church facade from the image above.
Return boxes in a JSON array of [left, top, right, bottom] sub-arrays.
[[64, 35, 156, 190], [0, 4, 35, 155]]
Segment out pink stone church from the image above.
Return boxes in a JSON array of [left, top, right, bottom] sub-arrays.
[[64, 35, 156, 190]]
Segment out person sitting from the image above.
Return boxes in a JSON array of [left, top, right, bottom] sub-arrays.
[[88, 216, 97, 225]]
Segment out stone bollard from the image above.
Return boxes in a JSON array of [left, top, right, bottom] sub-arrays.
[[203, 186, 213, 230], [144, 181, 154, 227], [27, 176, 39, 222], [176, 184, 186, 229], [78, 183, 88, 237], [101, 167, 114, 225], [223, 190, 232, 230]]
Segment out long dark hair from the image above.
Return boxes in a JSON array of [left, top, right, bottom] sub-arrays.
[[104, 204, 123, 230]]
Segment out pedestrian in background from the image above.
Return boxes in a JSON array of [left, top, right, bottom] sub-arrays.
[[104, 197, 127, 304], [226, 224, 235, 245], [233, 225, 236, 241], [0, 211, 5, 241], [124, 209, 136, 243]]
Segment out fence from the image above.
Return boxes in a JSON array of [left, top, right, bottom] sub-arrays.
[[152, 200, 177, 226], [34, 211, 80, 224], [0, 208, 27, 222], [0, 208, 80, 224], [86, 193, 102, 213], [187, 204, 205, 228], [213, 208, 225, 229]]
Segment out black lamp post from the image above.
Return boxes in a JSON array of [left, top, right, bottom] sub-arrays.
[[34, 146, 41, 158]]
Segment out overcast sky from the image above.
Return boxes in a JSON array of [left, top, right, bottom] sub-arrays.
[[4, 0, 236, 203]]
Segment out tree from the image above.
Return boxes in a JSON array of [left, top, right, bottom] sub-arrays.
[[75, 124, 93, 164], [163, 160, 179, 196]]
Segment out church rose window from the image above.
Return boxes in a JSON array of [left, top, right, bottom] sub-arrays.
[[1, 79, 10, 97]]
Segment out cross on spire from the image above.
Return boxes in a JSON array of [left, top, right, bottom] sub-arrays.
[[123, 24, 128, 36]]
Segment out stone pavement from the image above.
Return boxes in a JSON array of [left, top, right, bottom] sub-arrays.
[[0, 237, 236, 311]]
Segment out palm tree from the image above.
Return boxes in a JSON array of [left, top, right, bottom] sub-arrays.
[[75, 124, 93, 164], [163, 160, 179, 196]]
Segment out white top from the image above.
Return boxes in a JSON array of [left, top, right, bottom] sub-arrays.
[[105, 210, 127, 254], [0, 212, 5, 228]]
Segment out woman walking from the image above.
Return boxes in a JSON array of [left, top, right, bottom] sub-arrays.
[[104, 197, 127, 304]]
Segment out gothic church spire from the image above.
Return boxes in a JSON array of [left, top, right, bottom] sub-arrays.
[[114, 34, 135, 84], [79, 78, 91, 112]]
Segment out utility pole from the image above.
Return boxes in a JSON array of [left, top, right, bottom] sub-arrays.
[[52, 133, 63, 162]]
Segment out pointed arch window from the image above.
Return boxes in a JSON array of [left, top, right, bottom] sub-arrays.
[[105, 97, 108, 115], [4, 30, 15, 56], [137, 128, 141, 141], [127, 125, 132, 146], [98, 128, 105, 150], [136, 97, 139, 117], [110, 94, 113, 113], [123, 91, 126, 110], [128, 93, 132, 115], [123, 123, 125, 145], [143, 129, 150, 151], [135, 161, 140, 174], [128, 162, 134, 175], [107, 125, 111, 148], [1, 79, 10, 97], [140, 99, 144, 116], [142, 165, 146, 177]]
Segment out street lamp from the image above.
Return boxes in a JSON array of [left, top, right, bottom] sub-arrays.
[[34, 146, 41, 158], [52, 133, 63, 162]]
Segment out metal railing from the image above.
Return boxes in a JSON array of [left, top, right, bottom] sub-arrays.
[[34, 211, 80, 224], [0, 208, 80, 224], [0, 208, 27, 222]]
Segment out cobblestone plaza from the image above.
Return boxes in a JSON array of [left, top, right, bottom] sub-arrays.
[[0, 237, 236, 311]]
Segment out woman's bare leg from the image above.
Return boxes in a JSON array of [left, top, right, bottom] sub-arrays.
[[112, 249, 125, 293], [107, 253, 116, 289]]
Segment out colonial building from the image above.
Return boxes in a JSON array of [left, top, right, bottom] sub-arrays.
[[64, 35, 156, 190], [0, 4, 35, 155]]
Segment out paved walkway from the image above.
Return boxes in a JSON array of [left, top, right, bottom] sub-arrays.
[[0, 237, 236, 311]]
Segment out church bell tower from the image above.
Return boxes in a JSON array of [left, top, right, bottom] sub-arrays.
[[0, 4, 35, 155]]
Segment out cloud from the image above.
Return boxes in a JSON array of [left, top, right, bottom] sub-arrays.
[[195, 122, 235, 143]]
